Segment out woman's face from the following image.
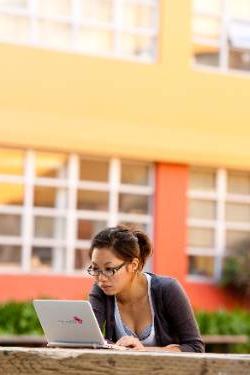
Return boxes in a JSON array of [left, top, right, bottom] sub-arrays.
[[90, 247, 136, 295]]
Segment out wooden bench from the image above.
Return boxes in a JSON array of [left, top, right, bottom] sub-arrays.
[[0, 347, 249, 375]]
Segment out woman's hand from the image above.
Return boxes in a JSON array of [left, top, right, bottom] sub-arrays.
[[116, 336, 145, 350], [164, 344, 182, 352]]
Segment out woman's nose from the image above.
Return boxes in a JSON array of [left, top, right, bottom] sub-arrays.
[[98, 272, 109, 281]]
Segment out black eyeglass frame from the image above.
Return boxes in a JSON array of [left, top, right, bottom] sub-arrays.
[[87, 261, 127, 277]]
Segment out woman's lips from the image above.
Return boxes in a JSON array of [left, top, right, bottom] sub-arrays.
[[100, 284, 112, 290]]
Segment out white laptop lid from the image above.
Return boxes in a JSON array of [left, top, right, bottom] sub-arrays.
[[33, 300, 106, 346]]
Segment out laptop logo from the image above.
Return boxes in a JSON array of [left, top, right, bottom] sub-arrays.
[[73, 316, 83, 324], [57, 316, 83, 325]]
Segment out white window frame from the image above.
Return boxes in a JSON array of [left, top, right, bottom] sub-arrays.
[[0, 0, 160, 63], [192, 0, 250, 75], [0, 149, 154, 275], [187, 167, 250, 283]]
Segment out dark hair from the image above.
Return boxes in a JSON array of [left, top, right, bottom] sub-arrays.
[[89, 225, 152, 270]]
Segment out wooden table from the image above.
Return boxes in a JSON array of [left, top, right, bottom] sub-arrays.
[[0, 347, 249, 375]]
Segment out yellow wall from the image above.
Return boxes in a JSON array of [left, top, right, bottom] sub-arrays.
[[1, 0, 250, 169]]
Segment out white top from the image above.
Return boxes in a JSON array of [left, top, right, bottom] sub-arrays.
[[114, 273, 156, 346]]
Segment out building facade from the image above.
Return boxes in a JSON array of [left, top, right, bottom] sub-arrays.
[[0, 0, 250, 310]]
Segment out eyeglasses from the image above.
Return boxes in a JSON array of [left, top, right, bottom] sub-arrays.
[[87, 262, 127, 278]]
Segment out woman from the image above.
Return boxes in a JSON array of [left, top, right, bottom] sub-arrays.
[[88, 225, 204, 352]]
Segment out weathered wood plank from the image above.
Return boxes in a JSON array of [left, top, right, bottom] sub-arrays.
[[0, 347, 249, 375]]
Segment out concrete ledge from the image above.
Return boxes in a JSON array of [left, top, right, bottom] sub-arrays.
[[0, 347, 249, 375]]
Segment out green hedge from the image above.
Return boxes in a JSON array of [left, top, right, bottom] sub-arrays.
[[0, 301, 43, 335], [195, 309, 250, 336]]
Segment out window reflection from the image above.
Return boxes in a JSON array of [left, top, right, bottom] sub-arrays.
[[76, 28, 113, 53], [0, 148, 24, 175], [0, 0, 28, 9], [31, 247, 52, 271], [79, 158, 109, 182], [0, 214, 21, 236], [34, 216, 65, 239], [74, 248, 90, 270], [121, 161, 150, 185], [77, 190, 109, 210], [37, 20, 71, 49], [119, 193, 149, 214], [34, 187, 67, 208], [77, 219, 106, 240], [37, 0, 71, 18], [122, 3, 155, 29], [188, 255, 214, 277], [188, 227, 215, 248], [0, 14, 29, 42], [0, 183, 24, 206], [79, 0, 113, 23], [0, 245, 21, 269], [35, 152, 68, 179]]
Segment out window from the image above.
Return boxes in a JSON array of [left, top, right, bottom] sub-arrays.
[[0, 149, 153, 274], [188, 167, 250, 281], [192, 0, 250, 73], [0, 0, 159, 62]]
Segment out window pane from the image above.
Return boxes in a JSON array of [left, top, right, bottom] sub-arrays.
[[0, 148, 24, 175], [0, 245, 21, 269], [74, 248, 90, 270], [229, 49, 250, 72], [193, 0, 222, 14], [188, 255, 214, 278], [37, 20, 71, 49], [189, 199, 216, 220], [34, 216, 65, 239], [188, 227, 215, 248], [35, 152, 68, 179], [121, 161, 150, 185], [119, 33, 155, 58], [0, 214, 21, 236], [79, 158, 109, 182], [77, 190, 109, 210], [226, 230, 250, 249], [122, 3, 155, 29], [76, 28, 113, 53], [193, 47, 220, 67], [189, 168, 216, 190], [228, 0, 250, 21], [31, 246, 52, 271], [77, 219, 106, 240], [37, 0, 71, 17], [0, 0, 28, 9], [119, 193, 149, 214], [79, 0, 113, 23], [0, 183, 24, 205], [226, 202, 250, 222], [34, 187, 67, 208], [192, 15, 221, 41], [227, 171, 250, 195], [0, 14, 29, 42]]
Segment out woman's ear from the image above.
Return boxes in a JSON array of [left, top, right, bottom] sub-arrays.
[[131, 258, 140, 273]]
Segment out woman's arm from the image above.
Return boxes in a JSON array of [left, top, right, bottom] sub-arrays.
[[163, 279, 205, 353], [88, 284, 106, 334]]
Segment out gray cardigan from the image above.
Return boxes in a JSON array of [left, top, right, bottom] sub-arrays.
[[89, 273, 205, 352]]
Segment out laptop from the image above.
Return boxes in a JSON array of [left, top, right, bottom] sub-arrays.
[[33, 300, 123, 349]]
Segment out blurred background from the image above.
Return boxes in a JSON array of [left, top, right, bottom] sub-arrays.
[[0, 0, 249, 352]]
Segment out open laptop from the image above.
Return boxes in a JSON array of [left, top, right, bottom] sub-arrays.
[[33, 300, 123, 349]]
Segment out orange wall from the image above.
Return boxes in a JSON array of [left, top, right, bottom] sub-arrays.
[[1, 1, 250, 168], [0, 275, 93, 302]]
